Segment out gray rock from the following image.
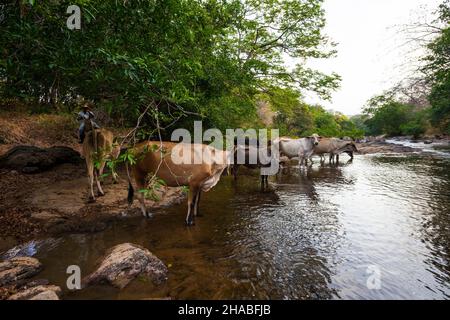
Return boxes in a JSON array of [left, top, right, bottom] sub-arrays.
[[83, 243, 168, 289], [0, 257, 43, 286], [1, 238, 62, 260], [0, 145, 81, 173], [8, 285, 61, 300]]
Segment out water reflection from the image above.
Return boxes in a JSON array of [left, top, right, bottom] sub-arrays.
[[2, 154, 449, 299]]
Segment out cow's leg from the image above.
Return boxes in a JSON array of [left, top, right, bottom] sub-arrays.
[[108, 160, 119, 184], [136, 192, 149, 218], [307, 152, 314, 166], [95, 161, 106, 197], [233, 164, 239, 180], [135, 174, 150, 218], [99, 160, 117, 184], [320, 155, 326, 165], [260, 174, 267, 190], [112, 171, 119, 184], [194, 191, 202, 217], [95, 168, 105, 197], [98, 160, 106, 178], [86, 160, 96, 203], [299, 152, 307, 168], [336, 154, 340, 164], [186, 186, 199, 226]]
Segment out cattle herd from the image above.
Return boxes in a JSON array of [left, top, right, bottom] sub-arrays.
[[83, 127, 358, 225]]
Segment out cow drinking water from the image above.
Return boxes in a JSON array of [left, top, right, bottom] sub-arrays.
[[312, 138, 358, 163]]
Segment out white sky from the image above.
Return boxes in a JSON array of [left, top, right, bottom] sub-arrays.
[[302, 0, 442, 115]]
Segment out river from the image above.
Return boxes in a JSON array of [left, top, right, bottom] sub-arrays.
[[2, 143, 450, 299]]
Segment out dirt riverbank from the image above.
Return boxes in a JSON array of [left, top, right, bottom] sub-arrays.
[[0, 161, 185, 251]]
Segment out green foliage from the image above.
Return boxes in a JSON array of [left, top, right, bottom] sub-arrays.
[[363, 95, 429, 137], [0, 0, 340, 134], [421, 0, 450, 134], [139, 175, 167, 202], [180, 186, 190, 194], [268, 88, 364, 138]]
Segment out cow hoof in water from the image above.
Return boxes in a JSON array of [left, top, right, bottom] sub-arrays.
[[97, 192, 105, 197], [185, 220, 195, 227], [87, 196, 96, 203], [143, 212, 153, 219]]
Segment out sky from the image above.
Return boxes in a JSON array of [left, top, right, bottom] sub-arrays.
[[301, 0, 443, 115]]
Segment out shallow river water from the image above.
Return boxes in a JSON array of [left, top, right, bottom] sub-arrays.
[[3, 145, 450, 300]]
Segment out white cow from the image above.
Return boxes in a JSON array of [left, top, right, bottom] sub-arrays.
[[273, 134, 321, 167]]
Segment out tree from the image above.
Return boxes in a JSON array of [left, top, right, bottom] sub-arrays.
[[0, 0, 340, 136], [421, 0, 450, 133], [363, 95, 428, 137]]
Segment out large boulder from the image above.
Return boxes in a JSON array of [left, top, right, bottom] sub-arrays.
[[0, 145, 81, 173], [0, 257, 43, 286], [8, 284, 61, 300], [83, 243, 168, 289]]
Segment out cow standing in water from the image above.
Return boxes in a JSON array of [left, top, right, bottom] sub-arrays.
[[232, 137, 274, 188], [273, 134, 321, 167], [312, 138, 358, 163], [126, 141, 232, 226]]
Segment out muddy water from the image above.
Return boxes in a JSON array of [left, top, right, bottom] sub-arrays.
[[3, 150, 450, 299]]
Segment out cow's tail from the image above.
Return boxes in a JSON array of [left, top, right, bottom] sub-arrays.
[[126, 161, 134, 205]]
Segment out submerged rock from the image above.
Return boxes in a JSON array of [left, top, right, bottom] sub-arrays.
[[0, 238, 62, 260], [83, 243, 168, 289], [0, 257, 43, 286], [8, 284, 61, 300]]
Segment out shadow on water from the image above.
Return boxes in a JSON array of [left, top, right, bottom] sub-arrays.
[[2, 153, 450, 299]]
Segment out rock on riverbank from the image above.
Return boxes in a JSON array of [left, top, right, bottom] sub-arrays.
[[0, 257, 61, 300], [357, 141, 417, 155], [0, 145, 81, 173], [0, 257, 43, 287], [83, 243, 168, 289]]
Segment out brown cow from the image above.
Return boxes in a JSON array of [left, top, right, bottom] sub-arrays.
[[83, 120, 120, 202], [127, 141, 232, 225], [312, 138, 358, 163]]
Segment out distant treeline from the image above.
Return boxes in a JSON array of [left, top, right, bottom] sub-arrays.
[[359, 1, 450, 138]]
